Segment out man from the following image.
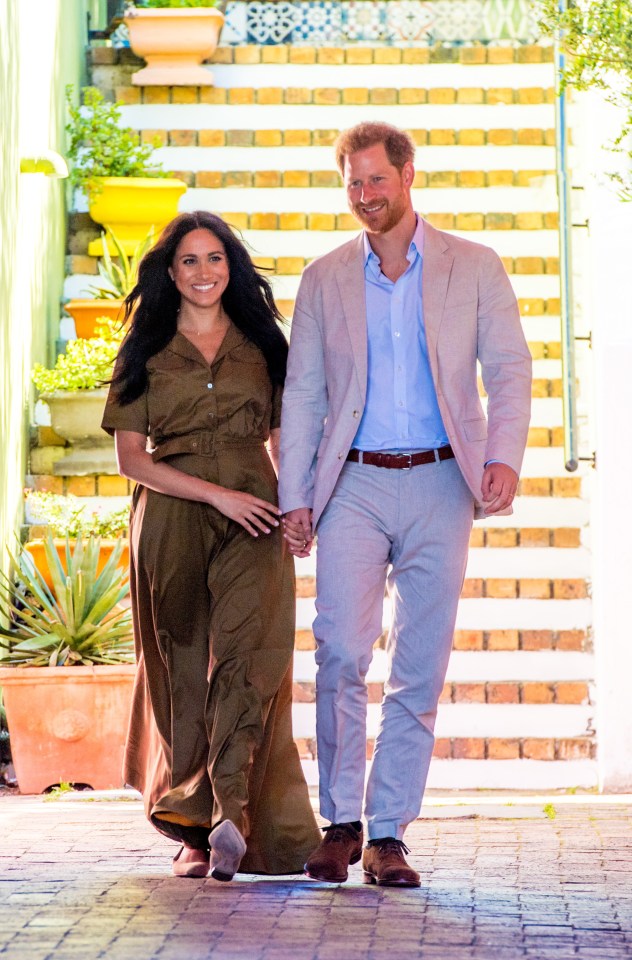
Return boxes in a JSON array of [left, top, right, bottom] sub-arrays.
[[279, 122, 531, 887]]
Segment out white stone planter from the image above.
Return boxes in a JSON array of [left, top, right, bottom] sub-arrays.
[[124, 7, 225, 86], [42, 388, 117, 476]]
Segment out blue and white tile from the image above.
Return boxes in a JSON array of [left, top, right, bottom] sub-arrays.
[[385, 1, 435, 43], [291, 1, 343, 44], [341, 1, 387, 43], [247, 1, 299, 44], [222, 1, 248, 44]]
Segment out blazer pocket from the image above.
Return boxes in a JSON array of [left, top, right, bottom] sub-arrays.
[[463, 418, 488, 442]]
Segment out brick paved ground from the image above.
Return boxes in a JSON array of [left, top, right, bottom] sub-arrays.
[[1, 794, 631, 959]]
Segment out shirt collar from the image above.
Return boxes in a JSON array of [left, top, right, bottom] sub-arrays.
[[362, 213, 424, 267]]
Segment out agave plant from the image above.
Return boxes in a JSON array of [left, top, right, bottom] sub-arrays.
[[84, 228, 153, 300], [0, 535, 133, 667]]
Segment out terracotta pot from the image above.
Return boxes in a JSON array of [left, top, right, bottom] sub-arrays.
[[63, 299, 126, 339], [0, 664, 136, 793], [124, 7, 225, 86], [87, 177, 187, 256], [24, 539, 130, 591], [41, 388, 117, 476]]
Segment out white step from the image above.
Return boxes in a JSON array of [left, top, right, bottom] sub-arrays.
[[208, 63, 556, 90], [268, 272, 559, 301], [120, 103, 555, 131], [292, 702, 592, 738], [299, 758, 598, 789], [185, 185, 559, 216], [296, 597, 592, 631], [63, 273, 562, 313], [294, 546, 590, 580], [154, 144, 559, 173], [241, 229, 561, 258], [521, 448, 589, 477], [293, 649, 594, 684]]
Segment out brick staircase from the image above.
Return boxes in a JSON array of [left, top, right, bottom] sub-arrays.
[[30, 39, 594, 791]]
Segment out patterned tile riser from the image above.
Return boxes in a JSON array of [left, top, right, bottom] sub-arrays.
[[112, 0, 539, 47]]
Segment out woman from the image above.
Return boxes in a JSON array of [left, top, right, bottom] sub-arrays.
[[102, 211, 320, 880]]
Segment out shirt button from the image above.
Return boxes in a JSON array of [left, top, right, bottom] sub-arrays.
[[399, 401, 404, 407], [394, 331, 400, 338]]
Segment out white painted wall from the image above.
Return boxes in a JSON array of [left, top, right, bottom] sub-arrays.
[[579, 89, 632, 790]]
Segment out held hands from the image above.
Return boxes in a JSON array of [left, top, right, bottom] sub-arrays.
[[281, 508, 314, 557], [481, 462, 518, 515], [211, 488, 282, 537]]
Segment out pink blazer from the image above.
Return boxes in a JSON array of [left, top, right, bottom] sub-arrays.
[[279, 220, 532, 525]]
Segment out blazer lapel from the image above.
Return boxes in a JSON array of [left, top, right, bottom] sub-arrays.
[[422, 220, 454, 361], [335, 235, 367, 394]]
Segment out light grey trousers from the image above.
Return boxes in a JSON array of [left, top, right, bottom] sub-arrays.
[[313, 455, 475, 840]]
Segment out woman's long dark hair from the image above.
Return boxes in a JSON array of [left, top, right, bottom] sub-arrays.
[[112, 211, 288, 404]]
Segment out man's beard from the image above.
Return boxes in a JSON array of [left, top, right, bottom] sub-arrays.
[[351, 195, 408, 234]]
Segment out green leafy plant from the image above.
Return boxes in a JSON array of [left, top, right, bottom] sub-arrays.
[[534, 0, 632, 199], [32, 321, 124, 393], [65, 86, 168, 198], [26, 492, 129, 540], [84, 228, 153, 300], [0, 535, 133, 667]]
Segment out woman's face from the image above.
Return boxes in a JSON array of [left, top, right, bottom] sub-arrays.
[[168, 228, 230, 311]]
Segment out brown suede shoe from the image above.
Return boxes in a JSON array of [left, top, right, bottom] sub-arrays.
[[304, 822, 364, 882], [362, 838, 421, 887]]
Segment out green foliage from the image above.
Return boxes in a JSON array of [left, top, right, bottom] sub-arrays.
[[65, 86, 167, 197], [138, 0, 218, 7], [0, 534, 134, 667], [542, 802, 557, 820], [32, 321, 124, 394], [27, 492, 129, 539], [534, 0, 632, 198], [84, 228, 153, 300]]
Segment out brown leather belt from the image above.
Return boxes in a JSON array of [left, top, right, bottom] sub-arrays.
[[346, 445, 455, 469]]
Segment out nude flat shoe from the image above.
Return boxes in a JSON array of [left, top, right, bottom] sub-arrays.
[[208, 820, 246, 881], [172, 845, 210, 878]]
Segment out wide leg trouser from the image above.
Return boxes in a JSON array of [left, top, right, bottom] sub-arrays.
[[313, 456, 474, 840], [124, 458, 319, 873]]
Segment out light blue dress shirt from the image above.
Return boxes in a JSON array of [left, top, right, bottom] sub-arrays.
[[353, 216, 449, 452]]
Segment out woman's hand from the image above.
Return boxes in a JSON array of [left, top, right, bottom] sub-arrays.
[[282, 508, 314, 557], [210, 488, 282, 537]]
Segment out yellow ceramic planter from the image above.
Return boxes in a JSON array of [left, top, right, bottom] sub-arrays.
[[125, 7, 225, 86], [63, 299, 126, 339], [88, 177, 187, 256]]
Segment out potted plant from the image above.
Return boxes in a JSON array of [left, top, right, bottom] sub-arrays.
[[124, 0, 225, 86], [24, 492, 130, 589], [0, 534, 135, 793], [32, 321, 123, 476], [64, 228, 152, 339], [66, 86, 187, 255]]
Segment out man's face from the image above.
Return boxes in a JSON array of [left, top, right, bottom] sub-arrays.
[[343, 143, 414, 234]]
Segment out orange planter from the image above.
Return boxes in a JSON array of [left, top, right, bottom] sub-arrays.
[[24, 539, 130, 590], [63, 299, 126, 339], [125, 7, 225, 86], [0, 664, 136, 794]]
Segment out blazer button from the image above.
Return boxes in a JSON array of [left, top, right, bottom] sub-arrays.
[[338, 453, 343, 459], [352, 410, 359, 418]]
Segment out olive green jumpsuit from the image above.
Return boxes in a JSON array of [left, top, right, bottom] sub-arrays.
[[102, 324, 320, 873]]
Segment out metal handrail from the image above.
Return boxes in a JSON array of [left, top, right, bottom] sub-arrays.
[[554, 0, 579, 472]]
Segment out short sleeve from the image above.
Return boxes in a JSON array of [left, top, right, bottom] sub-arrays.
[[101, 380, 149, 437], [270, 382, 283, 430]]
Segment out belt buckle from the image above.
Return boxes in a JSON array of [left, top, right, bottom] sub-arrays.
[[401, 453, 413, 470]]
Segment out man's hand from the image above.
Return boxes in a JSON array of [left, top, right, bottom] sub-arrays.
[[282, 507, 314, 557], [481, 462, 518, 515]]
